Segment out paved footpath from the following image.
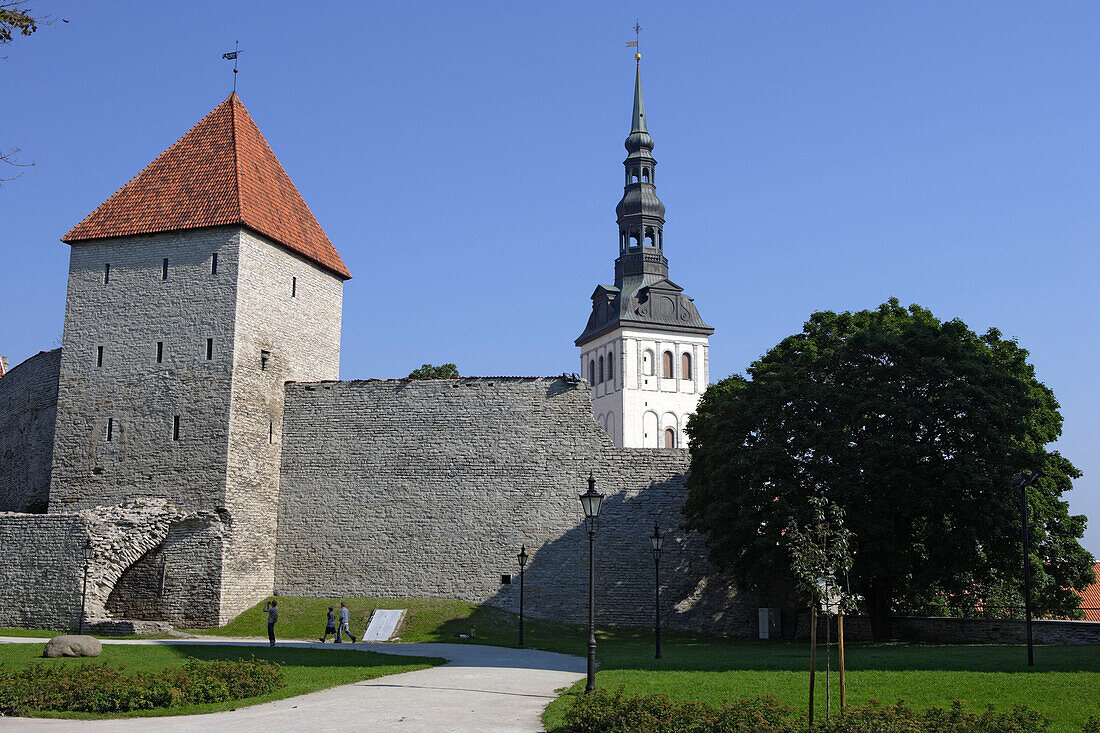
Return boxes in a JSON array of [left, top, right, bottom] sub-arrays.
[[0, 636, 586, 732]]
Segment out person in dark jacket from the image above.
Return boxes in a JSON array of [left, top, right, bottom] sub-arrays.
[[319, 606, 337, 642], [263, 600, 278, 646]]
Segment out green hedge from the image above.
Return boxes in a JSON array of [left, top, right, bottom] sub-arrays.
[[0, 657, 283, 715], [561, 688, 1078, 732]]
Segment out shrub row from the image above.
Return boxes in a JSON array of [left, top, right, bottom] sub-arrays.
[[0, 657, 283, 716], [560, 688, 1089, 732]]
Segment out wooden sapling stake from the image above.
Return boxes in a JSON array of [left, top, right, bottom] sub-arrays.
[[808, 605, 817, 726], [838, 612, 846, 711]]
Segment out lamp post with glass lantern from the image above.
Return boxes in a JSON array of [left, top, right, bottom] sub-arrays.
[[517, 545, 528, 647], [579, 472, 604, 694], [79, 539, 93, 634], [650, 520, 663, 659]]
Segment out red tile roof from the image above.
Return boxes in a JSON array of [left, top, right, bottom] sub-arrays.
[[62, 93, 350, 280], [1073, 562, 1100, 622]]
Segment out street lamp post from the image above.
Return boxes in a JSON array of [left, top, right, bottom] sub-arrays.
[[650, 521, 663, 660], [579, 472, 604, 694], [1012, 471, 1042, 667], [517, 544, 528, 647], [80, 539, 93, 635]]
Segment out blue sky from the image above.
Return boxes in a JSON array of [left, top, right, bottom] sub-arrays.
[[2, 1, 1098, 555]]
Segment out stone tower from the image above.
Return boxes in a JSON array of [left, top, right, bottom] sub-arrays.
[[576, 61, 714, 449], [49, 93, 351, 624]]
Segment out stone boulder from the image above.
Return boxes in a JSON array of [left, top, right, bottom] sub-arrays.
[[43, 634, 102, 658]]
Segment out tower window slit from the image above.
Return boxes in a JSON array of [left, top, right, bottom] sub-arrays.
[[162, 258, 169, 280], [269, 421, 274, 444], [156, 341, 163, 363], [104, 263, 110, 284], [292, 277, 297, 297], [106, 418, 114, 442], [173, 415, 180, 441], [96, 346, 103, 368], [598, 355, 604, 383], [206, 338, 213, 360], [261, 350, 270, 371], [211, 253, 218, 275]]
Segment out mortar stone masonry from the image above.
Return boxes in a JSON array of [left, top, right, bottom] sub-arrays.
[[0, 348, 60, 512]]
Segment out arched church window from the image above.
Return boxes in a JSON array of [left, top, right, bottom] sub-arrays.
[[682, 352, 692, 380], [598, 355, 604, 383], [645, 227, 655, 247], [607, 353, 614, 382], [662, 351, 673, 379], [664, 428, 676, 449], [632, 168, 640, 183], [642, 168, 650, 183], [589, 359, 595, 385], [643, 349, 654, 376]]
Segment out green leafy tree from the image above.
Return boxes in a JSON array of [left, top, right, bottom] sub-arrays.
[[683, 299, 1094, 640], [407, 363, 460, 379]]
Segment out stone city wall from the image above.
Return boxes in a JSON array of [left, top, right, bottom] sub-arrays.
[[0, 512, 88, 630], [275, 377, 765, 636], [0, 348, 60, 512]]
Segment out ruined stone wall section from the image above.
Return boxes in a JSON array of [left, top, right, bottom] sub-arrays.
[[221, 229, 343, 621], [0, 348, 60, 512], [49, 229, 240, 512], [275, 378, 757, 635]]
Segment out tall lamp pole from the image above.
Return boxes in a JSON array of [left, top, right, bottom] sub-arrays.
[[650, 521, 663, 659], [579, 472, 605, 694], [517, 545, 528, 647], [1012, 471, 1042, 667], [79, 539, 93, 634]]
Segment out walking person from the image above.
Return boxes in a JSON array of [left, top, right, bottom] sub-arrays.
[[263, 599, 278, 647], [319, 606, 337, 642], [335, 602, 355, 643]]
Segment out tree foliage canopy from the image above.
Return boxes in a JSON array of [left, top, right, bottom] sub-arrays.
[[407, 363, 460, 379], [0, 1, 41, 45], [683, 300, 1094, 637]]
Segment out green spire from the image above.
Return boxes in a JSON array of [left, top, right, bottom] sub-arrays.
[[632, 62, 647, 133]]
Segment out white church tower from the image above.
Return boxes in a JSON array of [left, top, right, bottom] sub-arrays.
[[577, 59, 714, 449]]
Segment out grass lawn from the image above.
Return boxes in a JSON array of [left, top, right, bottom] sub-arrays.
[[537, 628, 1100, 733], [7, 598, 1098, 731], [0, 643, 443, 719]]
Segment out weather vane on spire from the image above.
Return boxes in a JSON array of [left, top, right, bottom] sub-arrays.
[[626, 21, 641, 62], [222, 40, 243, 93]]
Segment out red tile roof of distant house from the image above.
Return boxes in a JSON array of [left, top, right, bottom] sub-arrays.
[[1073, 562, 1100, 622], [62, 93, 351, 280]]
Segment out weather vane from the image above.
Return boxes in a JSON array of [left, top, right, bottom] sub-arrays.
[[626, 21, 642, 62], [222, 40, 243, 93]]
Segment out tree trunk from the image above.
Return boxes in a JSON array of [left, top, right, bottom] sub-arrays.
[[866, 578, 894, 641], [808, 605, 817, 726]]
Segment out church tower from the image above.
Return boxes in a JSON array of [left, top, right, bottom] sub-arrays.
[[576, 59, 713, 449]]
